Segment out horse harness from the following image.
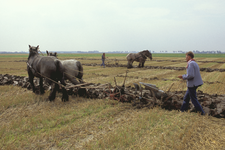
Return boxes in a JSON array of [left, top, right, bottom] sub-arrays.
[[27, 61, 36, 73]]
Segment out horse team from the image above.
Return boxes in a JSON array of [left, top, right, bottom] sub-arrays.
[[27, 45, 153, 102]]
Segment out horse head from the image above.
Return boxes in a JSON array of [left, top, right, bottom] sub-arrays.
[[28, 45, 39, 59], [29, 45, 39, 53], [143, 50, 152, 60], [46, 50, 58, 58]]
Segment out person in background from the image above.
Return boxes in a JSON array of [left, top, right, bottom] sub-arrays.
[[101, 53, 106, 68], [178, 51, 205, 115]]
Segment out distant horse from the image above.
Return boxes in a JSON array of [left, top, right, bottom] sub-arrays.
[[126, 50, 152, 68], [27, 45, 68, 101], [46, 51, 83, 84]]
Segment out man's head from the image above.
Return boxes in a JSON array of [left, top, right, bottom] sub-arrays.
[[185, 51, 194, 62]]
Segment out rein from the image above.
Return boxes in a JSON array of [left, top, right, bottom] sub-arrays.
[[38, 50, 44, 56]]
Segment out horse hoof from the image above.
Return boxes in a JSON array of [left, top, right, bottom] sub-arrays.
[[34, 91, 40, 95], [62, 95, 69, 102], [127, 65, 133, 69], [48, 98, 55, 102], [62, 98, 69, 102], [48, 96, 55, 101]]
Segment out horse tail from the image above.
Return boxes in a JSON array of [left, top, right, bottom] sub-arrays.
[[76, 61, 83, 79]]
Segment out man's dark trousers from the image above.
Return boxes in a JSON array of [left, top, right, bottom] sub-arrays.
[[101, 59, 105, 67], [180, 86, 205, 115]]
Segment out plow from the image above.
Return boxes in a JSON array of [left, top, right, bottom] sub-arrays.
[[1, 72, 225, 118], [72, 70, 177, 109]]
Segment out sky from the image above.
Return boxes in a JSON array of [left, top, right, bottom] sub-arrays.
[[0, 0, 225, 52]]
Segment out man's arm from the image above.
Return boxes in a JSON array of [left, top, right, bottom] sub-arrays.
[[182, 63, 195, 80]]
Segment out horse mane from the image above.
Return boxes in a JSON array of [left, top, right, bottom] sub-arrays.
[[126, 53, 131, 58], [139, 50, 149, 54]]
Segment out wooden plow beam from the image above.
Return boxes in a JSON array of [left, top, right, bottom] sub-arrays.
[[65, 82, 94, 89], [79, 83, 111, 89], [65, 83, 111, 89]]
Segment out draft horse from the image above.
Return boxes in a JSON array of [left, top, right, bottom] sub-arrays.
[[46, 50, 84, 84], [126, 50, 152, 68], [27, 45, 68, 101]]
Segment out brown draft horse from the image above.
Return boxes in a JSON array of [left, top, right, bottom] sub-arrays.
[[126, 50, 152, 68]]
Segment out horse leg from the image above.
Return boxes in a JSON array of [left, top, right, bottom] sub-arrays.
[[138, 62, 141, 68], [142, 61, 145, 67], [39, 77, 45, 94], [28, 72, 35, 93], [55, 60, 69, 102], [77, 63, 84, 83], [127, 61, 133, 68], [48, 83, 58, 101], [69, 76, 80, 85], [131, 61, 134, 68], [45, 79, 52, 91], [60, 77, 69, 102], [79, 78, 84, 83], [65, 73, 80, 85]]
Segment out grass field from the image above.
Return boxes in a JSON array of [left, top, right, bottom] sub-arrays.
[[0, 53, 225, 149]]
